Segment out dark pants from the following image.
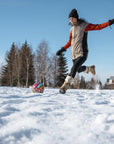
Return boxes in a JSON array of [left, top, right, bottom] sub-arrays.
[[69, 52, 88, 78]]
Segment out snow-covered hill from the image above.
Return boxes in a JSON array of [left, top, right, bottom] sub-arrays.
[[0, 87, 114, 144]]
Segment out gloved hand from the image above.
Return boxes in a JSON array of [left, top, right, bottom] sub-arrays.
[[56, 47, 66, 56], [109, 19, 114, 26]]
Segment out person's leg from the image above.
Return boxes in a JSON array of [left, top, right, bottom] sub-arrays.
[[59, 55, 87, 94], [78, 66, 86, 73], [78, 65, 96, 75], [69, 55, 87, 78], [77, 53, 96, 75]]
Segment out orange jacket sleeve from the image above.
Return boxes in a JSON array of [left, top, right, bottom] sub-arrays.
[[85, 21, 109, 32], [63, 33, 72, 50]]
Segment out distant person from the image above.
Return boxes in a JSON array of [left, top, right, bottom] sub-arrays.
[[56, 9, 114, 94]]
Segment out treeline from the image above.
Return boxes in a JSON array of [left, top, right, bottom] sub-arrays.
[[0, 40, 103, 89], [73, 75, 102, 89], [0, 41, 61, 87], [1, 41, 34, 87]]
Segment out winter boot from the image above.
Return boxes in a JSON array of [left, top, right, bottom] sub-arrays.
[[84, 65, 96, 75], [59, 76, 73, 94], [90, 65, 96, 75]]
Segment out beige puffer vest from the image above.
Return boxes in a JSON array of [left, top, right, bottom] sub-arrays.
[[70, 22, 88, 59]]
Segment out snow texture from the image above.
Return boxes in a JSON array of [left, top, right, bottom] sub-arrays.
[[0, 87, 114, 144]]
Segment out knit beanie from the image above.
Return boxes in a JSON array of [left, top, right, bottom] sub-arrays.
[[69, 9, 79, 19]]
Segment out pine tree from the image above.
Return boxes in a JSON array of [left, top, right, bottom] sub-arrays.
[[20, 41, 35, 87], [79, 75, 86, 89], [1, 43, 17, 86], [15, 49, 22, 87], [52, 55, 58, 87], [1, 65, 9, 86], [56, 53, 68, 87]]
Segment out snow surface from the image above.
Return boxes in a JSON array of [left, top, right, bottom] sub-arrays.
[[0, 87, 114, 144]]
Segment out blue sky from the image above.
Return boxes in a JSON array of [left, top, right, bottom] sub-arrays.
[[0, 0, 114, 84]]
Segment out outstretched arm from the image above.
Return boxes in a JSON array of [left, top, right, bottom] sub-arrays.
[[85, 21, 109, 32]]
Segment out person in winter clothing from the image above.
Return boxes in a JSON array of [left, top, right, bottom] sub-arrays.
[[56, 9, 114, 94]]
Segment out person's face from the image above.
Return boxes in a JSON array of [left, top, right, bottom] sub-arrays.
[[69, 17, 77, 25]]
